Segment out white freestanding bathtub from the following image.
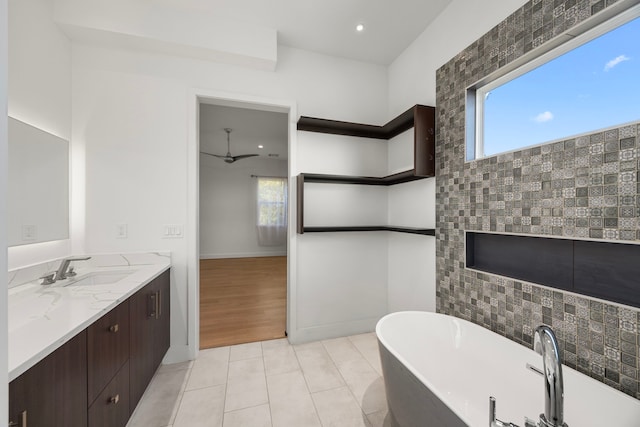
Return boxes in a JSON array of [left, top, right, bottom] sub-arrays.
[[376, 311, 640, 427]]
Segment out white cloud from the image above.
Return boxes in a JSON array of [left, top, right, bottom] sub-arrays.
[[604, 54, 630, 71], [533, 111, 554, 123]]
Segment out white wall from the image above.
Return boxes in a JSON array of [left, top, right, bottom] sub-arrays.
[[7, 0, 72, 269], [387, 179, 436, 312], [388, 0, 528, 117], [1, 0, 9, 419], [72, 41, 388, 356], [385, 0, 529, 312], [296, 132, 391, 341], [200, 156, 287, 258]]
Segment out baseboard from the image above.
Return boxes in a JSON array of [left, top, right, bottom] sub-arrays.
[[200, 251, 286, 259], [162, 344, 193, 364], [287, 317, 380, 345]]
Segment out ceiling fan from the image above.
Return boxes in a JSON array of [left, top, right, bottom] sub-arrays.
[[201, 128, 259, 164]]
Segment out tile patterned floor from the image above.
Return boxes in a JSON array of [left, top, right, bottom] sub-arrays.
[[126, 333, 391, 427]]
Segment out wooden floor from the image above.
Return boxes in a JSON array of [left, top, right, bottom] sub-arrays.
[[199, 256, 287, 349]]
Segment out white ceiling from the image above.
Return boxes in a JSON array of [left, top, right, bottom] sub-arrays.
[[136, 0, 453, 65], [190, 1, 455, 158], [200, 104, 289, 160]]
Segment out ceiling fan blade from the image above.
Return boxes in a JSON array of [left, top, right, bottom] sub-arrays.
[[232, 154, 260, 161], [199, 151, 229, 159]]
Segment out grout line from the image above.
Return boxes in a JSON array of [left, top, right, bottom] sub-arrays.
[[260, 352, 275, 426], [292, 340, 327, 426], [320, 338, 364, 408]]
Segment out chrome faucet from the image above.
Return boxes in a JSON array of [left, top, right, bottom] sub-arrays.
[[489, 396, 520, 427], [529, 325, 568, 427], [55, 256, 91, 280]]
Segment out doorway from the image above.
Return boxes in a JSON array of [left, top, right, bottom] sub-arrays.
[[198, 103, 289, 349]]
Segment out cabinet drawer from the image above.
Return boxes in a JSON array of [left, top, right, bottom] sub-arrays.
[[88, 360, 130, 427], [87, 300, 130, 405]]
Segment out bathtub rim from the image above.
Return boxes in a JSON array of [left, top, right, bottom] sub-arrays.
[[375, 310, 640, 427]]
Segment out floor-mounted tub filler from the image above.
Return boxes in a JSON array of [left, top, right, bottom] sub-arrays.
[[376, 311, 640, 427]]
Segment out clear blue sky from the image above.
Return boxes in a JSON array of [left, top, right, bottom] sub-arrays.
[[483, 16, 640, 156]]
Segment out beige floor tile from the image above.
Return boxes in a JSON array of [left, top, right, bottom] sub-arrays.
[[223, 404, 272, 427], [295, 342, 345, 393], [323, 337, 364, 365], [267, 371, 321, 427], [263, 343, 300, 376], [229, 341, 263, 361], [349, 333, 383, 375], [127, 369, 190, 427], [172, 384, 225, 427], [261, 338, 290, 350], [312, 386, 371, 427], [225, 358, 269, 412], [128, 333, 390, 427], [336, 358, 387, 414], [199, 345, 231, 361], [366, 409, 392, 427], [228, 357, 265, 380], [186, 346, 230, 391]]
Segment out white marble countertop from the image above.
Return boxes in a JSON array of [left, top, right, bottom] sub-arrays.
[[8, 253, 170, 381]]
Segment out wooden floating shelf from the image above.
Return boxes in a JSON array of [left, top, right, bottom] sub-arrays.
[[300, 170, 424, 186], [297, 106, 415, 139], [303, 226, 435, 235], [296, 104, 436, 235]]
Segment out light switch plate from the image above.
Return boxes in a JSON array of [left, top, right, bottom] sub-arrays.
[[116, 223, 128, 239], [163, 224, 184, 239], [22, 224, 37, 241]]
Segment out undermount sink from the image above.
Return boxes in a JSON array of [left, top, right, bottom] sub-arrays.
[[66, 270, 135, 286]]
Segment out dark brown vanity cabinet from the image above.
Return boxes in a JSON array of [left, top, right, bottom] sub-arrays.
[[8, 269, 170, 427], [87, 300, 131, 427], [129, 269, 171, 413], [9, 331, 88, 427]]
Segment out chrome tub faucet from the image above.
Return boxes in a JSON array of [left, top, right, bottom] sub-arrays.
[[527, 325, 568, 427], [489, 325, 568, 427]]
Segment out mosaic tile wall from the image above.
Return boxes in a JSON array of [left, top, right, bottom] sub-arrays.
[[435, 0, 640, 399]]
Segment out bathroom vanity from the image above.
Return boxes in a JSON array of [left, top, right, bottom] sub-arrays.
[[7, 254, 170, 427]]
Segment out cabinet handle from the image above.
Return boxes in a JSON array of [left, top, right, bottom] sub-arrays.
[[149, 292, 157, 318], [157, 290, 162, 318], [108, 324, 119, 333], [109, 394, 120, 405], [9, 410, 27, 426]]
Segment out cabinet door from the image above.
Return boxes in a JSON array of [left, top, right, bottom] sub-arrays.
[[129, 269, 171, 414], [87, 299, 130, 405], [128, 282, 156, 413], [153, 270, 170, 369], [9, 331, 88, 427]]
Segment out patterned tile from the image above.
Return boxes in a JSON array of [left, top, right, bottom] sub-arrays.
[[435, 0, 640, 399]]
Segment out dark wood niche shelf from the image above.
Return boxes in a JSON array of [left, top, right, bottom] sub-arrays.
[[303, 226, 435, 235], [296, 104, 436, 235]]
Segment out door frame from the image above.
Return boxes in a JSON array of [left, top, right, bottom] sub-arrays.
[[187, 88, 297, 359]]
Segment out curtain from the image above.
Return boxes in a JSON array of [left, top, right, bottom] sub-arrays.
[[256, 177, 288, 246]]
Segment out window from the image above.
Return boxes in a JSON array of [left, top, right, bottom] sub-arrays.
[[467, 7, 640, 160], [256, 177, 287, 246]]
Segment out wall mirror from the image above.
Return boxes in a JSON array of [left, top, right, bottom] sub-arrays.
[[8, 117, 69, 246]]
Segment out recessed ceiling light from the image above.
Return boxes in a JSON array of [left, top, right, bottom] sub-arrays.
[[258, 145, 264, 149], [356, 24, 365, 32]]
